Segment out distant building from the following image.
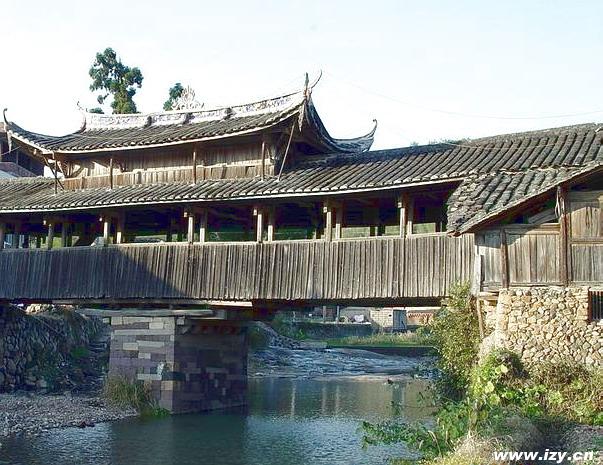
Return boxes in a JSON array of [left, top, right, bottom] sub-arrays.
[[0, 123, 44, 178]]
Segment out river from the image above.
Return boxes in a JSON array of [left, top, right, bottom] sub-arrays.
[[1, 353, 434, 465]]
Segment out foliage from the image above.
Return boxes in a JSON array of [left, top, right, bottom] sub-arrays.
[[362, 399, 473, 461], [269, 313, 307, 340], [248, 323, 270, 350], [89, 48, 143, 114], [428, 282, 480, 398], [163, 82, 184, 111], [327, 332, 429, 348], [88, 107, 104, 114], [103, 375, 168, 417], [70, 345, 90, 361]]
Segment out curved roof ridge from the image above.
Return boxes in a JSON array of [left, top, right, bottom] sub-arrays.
[[83, 90, 305, 131]]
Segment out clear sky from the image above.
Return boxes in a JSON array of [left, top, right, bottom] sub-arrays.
[[2, 0, 602, 150]]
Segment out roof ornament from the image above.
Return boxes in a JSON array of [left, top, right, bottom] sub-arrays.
[[2, 108, 12, 153], [172, 86, 204, 111]]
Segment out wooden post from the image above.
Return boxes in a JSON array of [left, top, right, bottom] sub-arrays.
[[266, 207, 275, 242], [0, 222, 5, 250], [254, 206, 264, 243], [116, 213, 125, 244], [61, 222, 68, 248], [102, 217, 111, 245], [46, 221, 54, 250], [260, 140, 266, 181], [192, 147, 198, 184], [13, 222, 21, 248], [185, 210, 195, 244], [406, 195, 414, 236], [558, 186, 570, 285], [334, 203, 343, 240], [198, 208, 208, 243], [167, 217, 176, 242], [500, 228, 509, 289], [109, 157, 114, 189], [323, 202, 333, 242], [397, 194, 408, 237]]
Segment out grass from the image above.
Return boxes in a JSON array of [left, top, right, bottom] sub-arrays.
[[103, 375, 169, 417], [326, 332, 431, 348]]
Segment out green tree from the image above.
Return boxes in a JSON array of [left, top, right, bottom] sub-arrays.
[[89, 48, 143, 114], [163, 82, 184, 111], [88, 107, 104, 114]]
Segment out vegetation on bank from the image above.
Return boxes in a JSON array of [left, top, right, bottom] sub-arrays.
[[326, 332, 430, 348], [103, 376, 169, 418], [362, 283, 603, 464]]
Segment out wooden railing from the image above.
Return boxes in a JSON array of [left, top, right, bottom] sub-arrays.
[[63, 164, 273, 190], [0, 235, 475, 303]]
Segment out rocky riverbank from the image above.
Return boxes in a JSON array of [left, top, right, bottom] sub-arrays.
[[0, 393, 136, 437]]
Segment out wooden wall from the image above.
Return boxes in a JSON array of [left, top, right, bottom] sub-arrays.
[[0, 235, 474, 303], [476, 189, 603, 290]]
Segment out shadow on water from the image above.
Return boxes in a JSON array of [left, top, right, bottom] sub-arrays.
[[0, 377, 434, 465]]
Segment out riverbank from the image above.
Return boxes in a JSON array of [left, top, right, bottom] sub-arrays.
[[0, 393, 136, 437]]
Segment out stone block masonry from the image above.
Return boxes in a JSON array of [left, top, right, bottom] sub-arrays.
[[109, 316, 248, 413], [482, 287, 602, 367]]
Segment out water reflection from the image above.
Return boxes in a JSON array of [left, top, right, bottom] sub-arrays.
[[1, 377, 433, 465]]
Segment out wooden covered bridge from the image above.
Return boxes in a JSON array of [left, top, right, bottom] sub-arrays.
[[1, 83, 601, 411]]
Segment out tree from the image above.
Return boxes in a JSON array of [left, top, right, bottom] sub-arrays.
[[163, 83, 184, 111], [89, 48, 143, 114]]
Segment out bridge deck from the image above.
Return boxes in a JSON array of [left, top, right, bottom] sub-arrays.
[[0, 235, 475, 304]]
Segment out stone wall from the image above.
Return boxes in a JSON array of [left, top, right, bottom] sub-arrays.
[[109, 316, 248, 413], [0, 306, 104, 391], [481, 287, 602, 367]]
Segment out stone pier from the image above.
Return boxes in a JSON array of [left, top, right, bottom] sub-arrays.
[[109, 315, 248, 413]]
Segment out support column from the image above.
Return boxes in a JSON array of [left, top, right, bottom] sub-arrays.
[[116, 213, 126, 244], [108, 316, 248, 414], [45, 220, 54, 250], [323, 201, 333, 241], [185, 210, 195, 244], [334, 202, 343, 240], [102, 217, 111, 245], [61, 222, 69, 248], [397, 194, 409, 237], [266, 207, 275, 242], [198, 208, 208, 243], [0, 222, 5, 250], [254, 206, 264, 243]]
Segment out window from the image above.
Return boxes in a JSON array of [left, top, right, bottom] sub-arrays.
[[589, 290, 603, 322], [412, 192, 449, 234]]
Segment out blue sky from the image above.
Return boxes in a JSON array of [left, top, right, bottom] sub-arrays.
[[2, 0, 601, 149]]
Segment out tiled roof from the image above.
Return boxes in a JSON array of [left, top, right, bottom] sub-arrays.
[[447, 163, 602, 233], [6, 92, 375, 154], [0, 123, 600, 232]]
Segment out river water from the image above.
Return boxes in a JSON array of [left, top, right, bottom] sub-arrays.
[[1, 356, 434, 465]]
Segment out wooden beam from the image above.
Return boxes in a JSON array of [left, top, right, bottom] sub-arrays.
[[254, 206, 264, 243], [558, 186, 570, 285], [397, 194, 408, 237], [500, 228, 509, 289], [13, 222, 21, 249], [406, 195, 414, 235], [109, 157, 114, 189], [277, 121, 296, 181], [185, 210, 195, 244], [46, 221, 54, 250], [192, 147, 198, 184], [116, 213, 125, 244], [102, 217, 111, 245], [334, 203, 343, 240], [61, 222, 69, 248], [0, 222, 5, 250], [323, 202, 333, 242], [198, 208, 208, 243], [266, 207, 275, 242], [260, 140, 266, 181]]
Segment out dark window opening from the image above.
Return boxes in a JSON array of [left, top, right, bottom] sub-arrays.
[[274, 202, 322, 240], [589, 290, 603, 322], [412, 192, 448, 234]]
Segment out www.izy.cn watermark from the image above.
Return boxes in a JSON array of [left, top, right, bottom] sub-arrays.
[[493, 449, 599, 463]]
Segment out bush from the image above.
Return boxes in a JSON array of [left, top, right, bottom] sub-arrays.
[[428, 283, 480, 398], [103, 375, 168, 417], [248, 323, 270, 350]]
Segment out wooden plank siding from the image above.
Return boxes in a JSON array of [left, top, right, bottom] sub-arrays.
[[0, 235, 474, 303]]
